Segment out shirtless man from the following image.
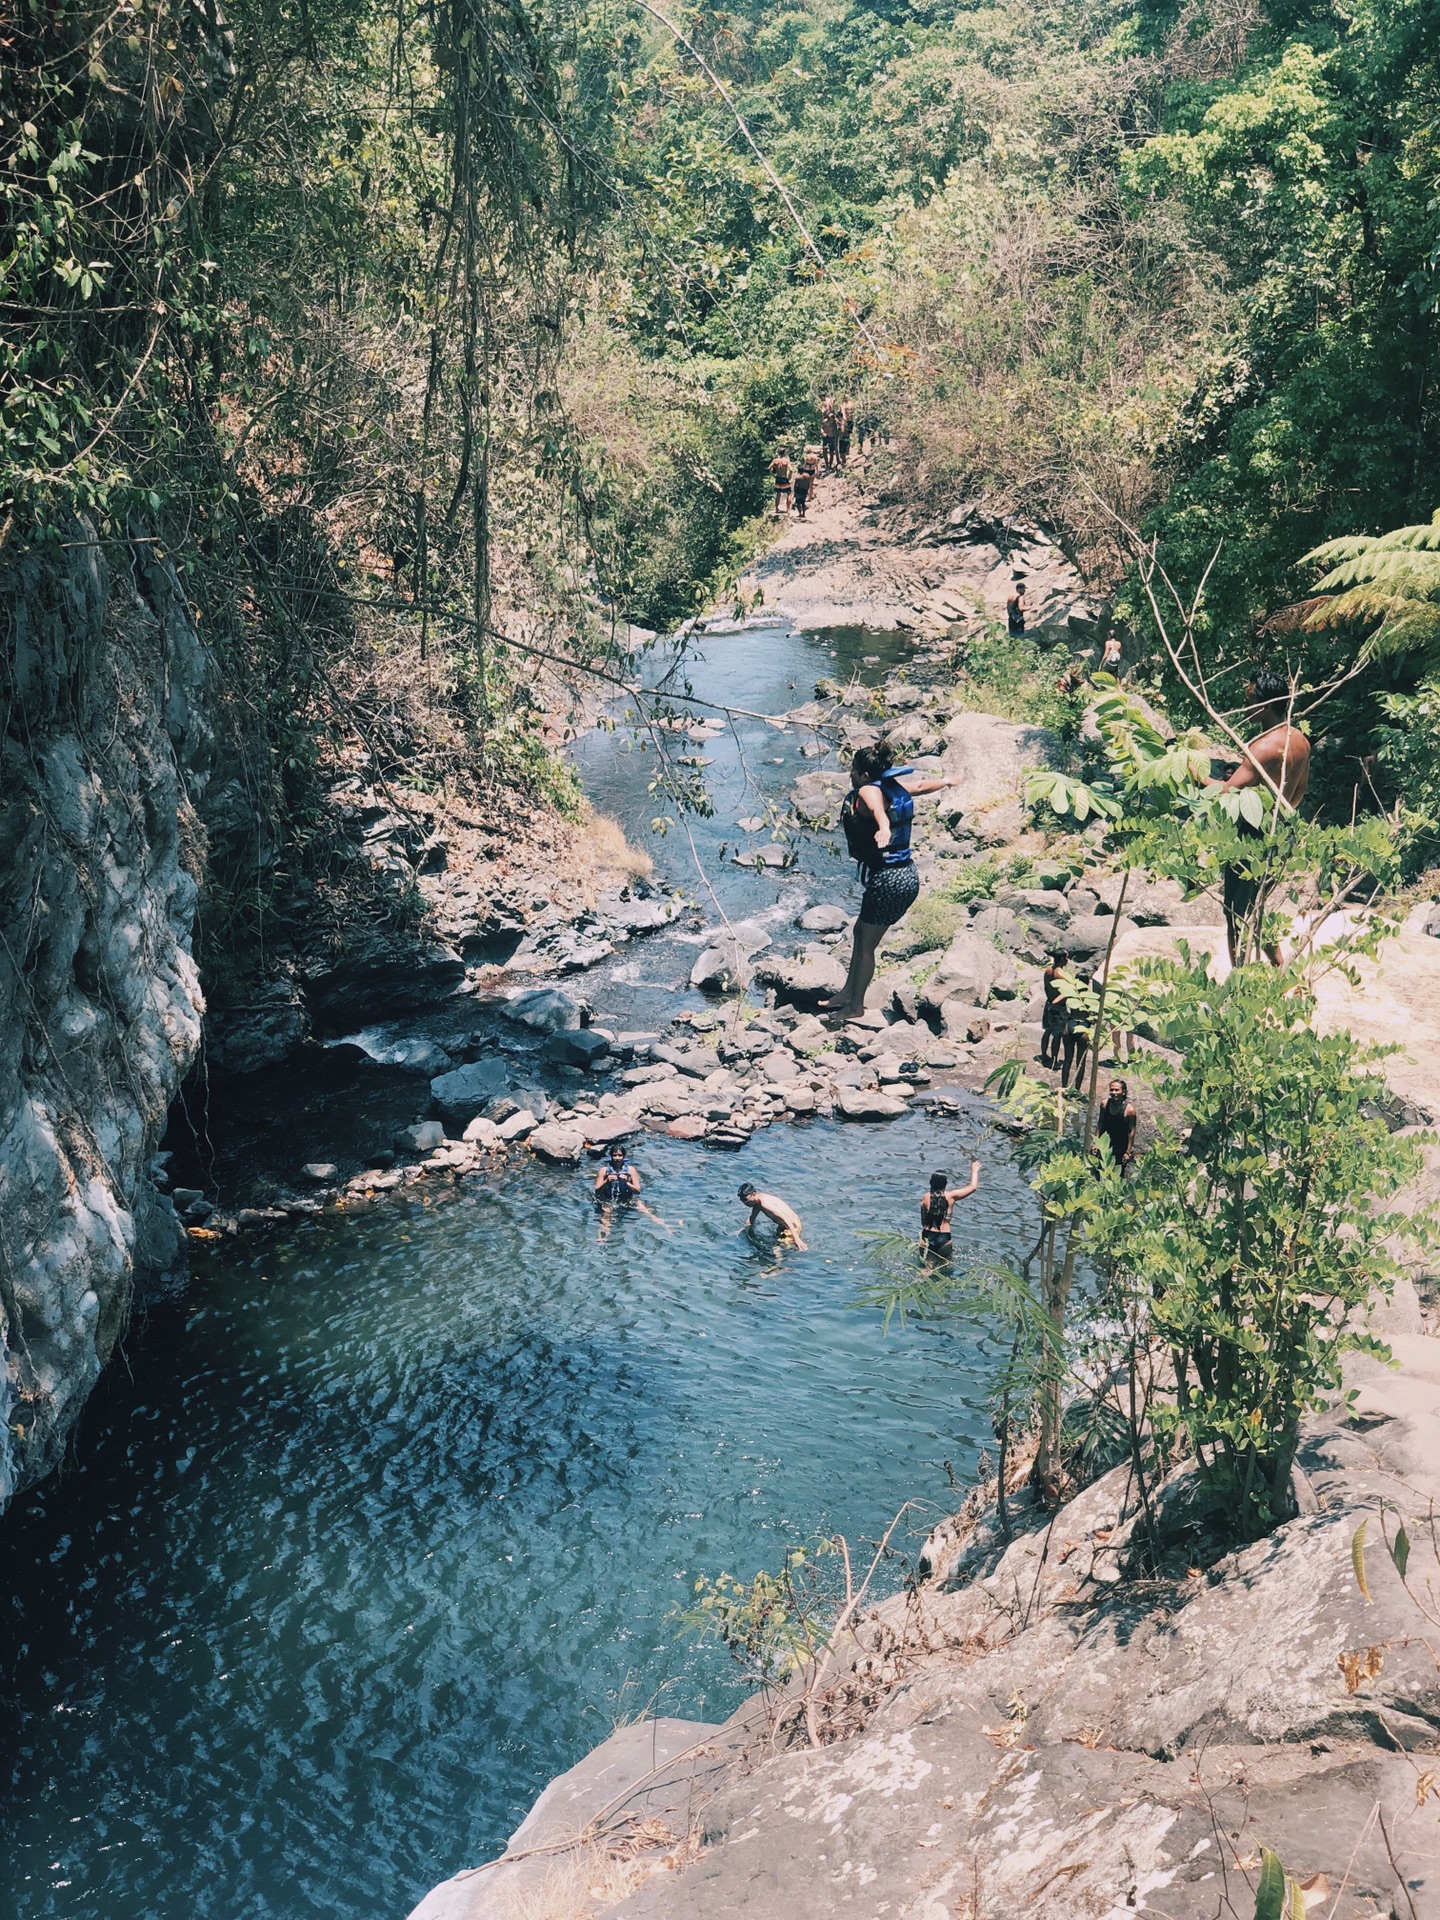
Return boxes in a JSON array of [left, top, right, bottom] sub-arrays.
[[737, 1182, 808, 1251], [768, 450, 793, 518], [1206, 667, 1311, 966]]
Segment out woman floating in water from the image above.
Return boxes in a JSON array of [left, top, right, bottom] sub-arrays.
[[826, 741, 960, 1023]]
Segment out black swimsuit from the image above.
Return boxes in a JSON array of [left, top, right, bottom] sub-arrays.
[[921, 1194, 953, 1255]]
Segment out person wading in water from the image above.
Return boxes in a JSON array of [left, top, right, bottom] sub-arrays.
[[919, 1162, 982, 1260], [593, 1145, 668, 1239], [1205, 666, 1311, 966], [824, 742, 960, 1023]]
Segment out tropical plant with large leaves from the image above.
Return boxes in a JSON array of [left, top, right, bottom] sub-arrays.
[[1271, 510, 1440, 662]]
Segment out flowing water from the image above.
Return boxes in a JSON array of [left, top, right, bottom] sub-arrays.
[[1, 620, 1033, 1920]]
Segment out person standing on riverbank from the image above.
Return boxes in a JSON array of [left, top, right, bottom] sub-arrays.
[[1094, 1080, 1138, 1171], [1040, 950, 1068, 1070], [737, 1182, 808, 1250], [768, 449, 793, 519], [837, 398, 854, 469], [792, 459, 813, 520], [919, 1162, 982, 1260], [1007, 576, 1027, 638], [820, 395, 839, 471], [824, 742, 961, 1023], [1205, 667, 1311, 966]]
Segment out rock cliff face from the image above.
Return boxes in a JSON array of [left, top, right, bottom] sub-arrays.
[[0, 527, 211, 1513]]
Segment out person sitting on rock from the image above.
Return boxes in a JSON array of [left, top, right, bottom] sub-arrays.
[[824, 742, 960, 1023], [920, 1163, 981, 1260], [737, 1182, 807, 1250]]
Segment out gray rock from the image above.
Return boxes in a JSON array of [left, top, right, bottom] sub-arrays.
[[205, 978, 310, 1074], [461, 1116, 504, 1150], [751, 948, 848, 1009], [783, 1086, 817, 1114], [836, 1088, 907, 1121], [299, 1164, 338, 1184], [1065, 912, 1138, 959], [171, 1187, 203, 1210], [495, 1108, 537, 1142], [505, 986, 580, 1032], [580, 1116, 638, 1149], [919, 928, 1018, 1013], [798, 903, 848, 933], [430, 1057, 510, 1125], [998, 887, 1072, 929], [389, 1037, 455, 1076], [690, 944, 752, 994], [971, 904, 1023, 950], [306, 941, 465, 1030], [395, 1121, 446, 1154], [527, 1122, 587, 1164], [542, 1028, 610, 1069], [731, 842, 793, 870]]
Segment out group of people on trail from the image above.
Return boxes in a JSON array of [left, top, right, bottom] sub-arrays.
[[768, 394, 867, 521]]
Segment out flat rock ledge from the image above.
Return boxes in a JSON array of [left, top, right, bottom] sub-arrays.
[[410, 1383, 1440, 1919]]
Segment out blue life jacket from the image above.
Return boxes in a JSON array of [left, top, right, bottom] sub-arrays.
[[598, 1160, 633, 1201], [876, 767, 915, 868]]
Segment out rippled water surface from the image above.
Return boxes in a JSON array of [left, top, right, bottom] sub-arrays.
[[1, 621, 1030, 1920]]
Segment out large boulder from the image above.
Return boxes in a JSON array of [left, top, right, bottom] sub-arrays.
[[751, 947, 848, 1009], [527, 1122, 587, 1164], [1064, 913, 1138, 960], [305, 940, 465, 1032], [919, 928, 1019, 1013], [937, 711, 1060, 844], [205, 978, 310, 1075], [430, 1058, 509, 1126], [542, 1028, 610, 1069], [505, 987, 580, 1032], [689, 919, 771, 995], [837, 1088, 907, 1121]]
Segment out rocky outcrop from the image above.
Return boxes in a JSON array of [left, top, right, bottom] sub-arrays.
[[1, 526, 212, 1512]]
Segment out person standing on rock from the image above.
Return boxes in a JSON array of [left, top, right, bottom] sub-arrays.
[[1060, 975, 1091, 1090], [920, 1163, 982, 1260], [1040, 951, 1068, 1071], [1205, 666, 1311, 967], [1007, 575, 1027, 638], [792, 458, 813, 521], [824, 742, 961, 1023], [1094, 1080, 1138, 1171], [768, 449, 793, 519], [820, 395, 839, 472]]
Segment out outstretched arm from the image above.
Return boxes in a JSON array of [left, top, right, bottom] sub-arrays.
[[947, 1159, 982, 1202], [899, 775, 960, 797]]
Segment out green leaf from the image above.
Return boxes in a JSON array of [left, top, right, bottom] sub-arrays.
[[1352, 1519, 1371, 1602], [1238, 788, 1265, 829], [1253, 1848, 1286, 1920], [1391, 1522, 1410, 1579]]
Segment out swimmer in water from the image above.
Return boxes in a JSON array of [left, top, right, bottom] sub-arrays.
[[919, 1163, 981, 1260], [737, 1182, 808, 1251], [594, 1145, 668, 1240]]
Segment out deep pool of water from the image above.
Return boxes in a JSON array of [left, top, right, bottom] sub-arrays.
[[0, 620, 1029, 1920]]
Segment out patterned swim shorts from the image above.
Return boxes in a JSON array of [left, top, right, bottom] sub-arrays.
[[858, 861, 920, 929]]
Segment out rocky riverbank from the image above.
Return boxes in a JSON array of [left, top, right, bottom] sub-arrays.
[[412, 1307, 1440, 1919]]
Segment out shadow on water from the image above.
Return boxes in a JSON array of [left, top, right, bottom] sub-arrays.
[[1, 624, 1030, 1920]]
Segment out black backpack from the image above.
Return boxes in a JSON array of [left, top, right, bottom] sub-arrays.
[[840, 789, 878, 870]]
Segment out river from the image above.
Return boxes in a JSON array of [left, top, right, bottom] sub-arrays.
[[0, 618, 1036, 1920]]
